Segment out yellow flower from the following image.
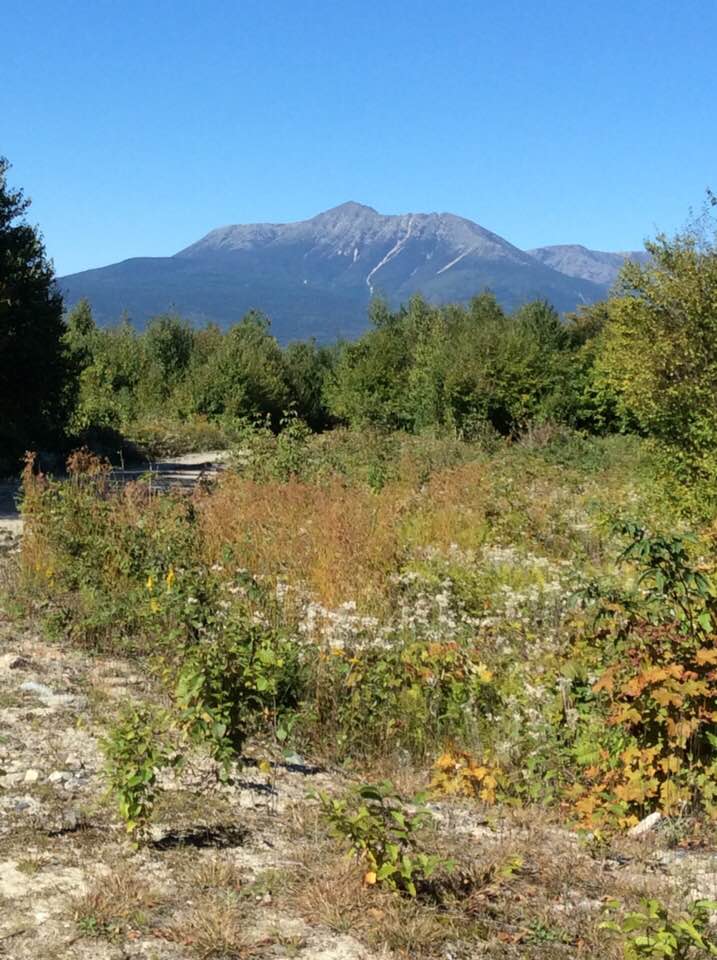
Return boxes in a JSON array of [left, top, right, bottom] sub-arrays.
[[476, 663, 493, 683], [146, 575, 154, 592], [165, 566, 175, 591], [150, 598, 160, 613]]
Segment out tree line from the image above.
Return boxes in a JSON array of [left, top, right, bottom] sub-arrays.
[[3, 155, 717, 496]]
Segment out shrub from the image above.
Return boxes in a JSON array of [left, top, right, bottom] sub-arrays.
[[302, 634, 497, 762], [315, 781, 453, 897], [602, 897, 717, 959], [571, 523, 717, 826]]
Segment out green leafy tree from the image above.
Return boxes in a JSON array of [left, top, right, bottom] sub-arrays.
[[597, 212, 717, 484], [143, 315, 193, 385], [0, 158, 71, 464], [557, 302, 627, 433], [283, 338, 335, 430], [189, 311, 290, 425], [324, 298, 415, 430], [71, 316, 145, 431], [407, 295, 570, 437]]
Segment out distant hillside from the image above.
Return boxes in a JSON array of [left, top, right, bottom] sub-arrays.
[[59, 202, 644, 342], [529, 244, 650, 285]]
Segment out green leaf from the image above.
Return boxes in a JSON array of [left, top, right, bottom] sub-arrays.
[[376, 862, 396, 881]]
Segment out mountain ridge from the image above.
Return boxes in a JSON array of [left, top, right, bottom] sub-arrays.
[[59, 203, 643, 343]]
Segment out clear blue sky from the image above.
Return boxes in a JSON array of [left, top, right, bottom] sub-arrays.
[[3, 0, 715, 275]]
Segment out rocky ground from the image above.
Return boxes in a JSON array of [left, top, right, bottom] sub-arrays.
[[0, 611, 381, 960], [0, 505, 716, 959]]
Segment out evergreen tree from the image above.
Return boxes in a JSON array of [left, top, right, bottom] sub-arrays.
[[0, 158, 70, 464]]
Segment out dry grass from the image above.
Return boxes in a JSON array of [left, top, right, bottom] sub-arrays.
[[72, 863, 163, 937], [289, 842, 482, 958], [159, 891, 251, 959], [200, 475, 404, 610], [281, 800, 676, 960], [402, 461, 491, 553], [190, 855, 244, 892]]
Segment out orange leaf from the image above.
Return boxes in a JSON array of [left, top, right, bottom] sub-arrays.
[[696, 647, 717, 665]]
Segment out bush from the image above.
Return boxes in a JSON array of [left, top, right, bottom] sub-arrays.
[[315, 781, 453, 897], [571, 523, 717, 827]]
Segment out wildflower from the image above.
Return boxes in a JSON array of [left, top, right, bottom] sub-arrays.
[[146, 574, 154, 592], [476, 663, 493, 683], [165, 566, 175, 591]]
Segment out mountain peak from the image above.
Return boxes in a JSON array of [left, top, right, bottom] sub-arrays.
[[529, 244, 649, 285], [323, 201, 378, 215], [60, 201, 634, 343], [309, 201, 380, 225]]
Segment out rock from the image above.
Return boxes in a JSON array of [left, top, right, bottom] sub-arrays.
[[0, 772, 23, 788], [0, 859, 86, 900], [48, 771, 71, 784], [8, 656, 30, 670], [20, 680, 55, 700], [61, 808, 80, 832], [19, 680, 80, 710], [628, 811, 662, 836], [23, 769, 40, 784]]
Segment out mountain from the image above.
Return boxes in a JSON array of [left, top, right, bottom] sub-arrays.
[[529, 244, 649, 286], [58, 203, 641, 343]]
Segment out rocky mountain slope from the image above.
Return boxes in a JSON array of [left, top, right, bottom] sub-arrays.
[[529, 243, 650, 285], [59, 203, 643, 342]]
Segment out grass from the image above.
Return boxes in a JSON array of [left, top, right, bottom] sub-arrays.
[[7, 425, 717, 959], [72, 865, 163, 939], [158, 892, 251, 959], [190, 856, 244, 892], [283, 802, 664, 959]]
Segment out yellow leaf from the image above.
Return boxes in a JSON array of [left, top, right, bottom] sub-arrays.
[[651, 688, 684, 708], [696, 647, 717, 665], [364, 871, 377, 886], [593, 668, 616, 694], [658, 755, 682, 773], [435, 752, 456, 770]]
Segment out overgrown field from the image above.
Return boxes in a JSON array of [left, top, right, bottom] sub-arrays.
[[4, 426, 717, 958]]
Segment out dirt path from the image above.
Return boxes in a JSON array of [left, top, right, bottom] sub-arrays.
[[0, 451, 229, 546], [0, 483, 21, 548], [111, 449, 230, 494]]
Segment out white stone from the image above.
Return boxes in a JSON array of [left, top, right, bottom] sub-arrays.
[[48, 770, 70, 784], [628, 811, 662, 836], [23, 769, 40, 784]]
